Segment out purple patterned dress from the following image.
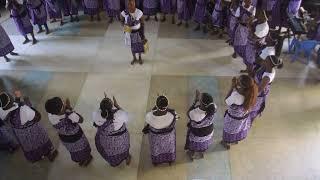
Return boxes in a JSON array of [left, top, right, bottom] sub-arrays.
[[52, 113, 92, 163], [193, 0, 207, 24], [7, 103, 55, 163], [177, 0, 193, 21], [227, 7, 239, 45], [270, 0, 301, 28], [10, 6, 34, 36], [288, 0, 302, 15], [261, 0, 276, 11], [185, 107, 214, 152], [95, 114, 130, 167], [250, 66, 272, 124], [233, 5, 255, 58], [211, 0, 223, 27], [0, 119, 19, 151], [104, 0, 120, 17], [143, 0, 159, 16], [83, 0, 99, 15], [160, 0, 177, 14], [223, 99, 250, 143], [26, 0, 48, 26], [64, 0, 79, 16], [0, 25, 14, 57], [45, 0, 62, 19]]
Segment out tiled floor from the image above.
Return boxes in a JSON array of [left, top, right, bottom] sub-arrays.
[[1, 10, 320, 180]]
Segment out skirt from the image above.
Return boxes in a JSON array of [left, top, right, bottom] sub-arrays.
[[104, 0, 120, 17], [0, 25, 14, 57], [233, 24, 249, 58], [228, 15, 238, 44], [160, 0, 176, 14], [84, 0, 99, 15], [130, 31, 144, 54], [46, 0, 62, 19], [61, 134, 92, 163], [95, 130, 130, 167], [143, 0, 159, 16], [177, 0, 192, 21], [64, 0, 79, 16], [29, 3, 48, 25], [0, 125, 19, 151], [193, 0, 206, 24], [185, 130, 213, 152], [223, 113, 250, 143], [11, 12, 34, 36]]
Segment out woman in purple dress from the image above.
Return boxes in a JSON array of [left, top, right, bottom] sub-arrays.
[[121, 0, 146, 65], [242, 9, 269, 73], [63, 0, 80, 22], [143, 0, 159, 21], [0, 113, 19, 153], [0, 91, 58, 163], [232, 0, 256, 58], [270, 0, 301, 28], [193, 0, 208, 33], [185, 90, 216, 160], [249, 55, 283, 124], [143, 96, 177, 166], [177, 0, 194, 28], [93, 95, 131, 167], [26, 0, 50, 34], [104, 0, 120, 23], [226, 0, 240, 45], [84, 0, 101, 21], [7, 0, 37, 45], [220, 75, 258, 149], [45, 97, 93, 167], [211, 0, 229, 38], [45, 0, 64, 25], [160, 0, 176, 23], [0, 24, 18, 62]]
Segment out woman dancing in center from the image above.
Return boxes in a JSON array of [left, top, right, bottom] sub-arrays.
[[143, 95, 178, 166], [221, 75, 258, 149], [93, 95, 131, 167], [185, 90, 216, 160]]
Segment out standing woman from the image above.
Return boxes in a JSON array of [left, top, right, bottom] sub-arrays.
[[221, 75, 258, 149], [83, 0, 101, 21], [250, 55, 283, 124], [7, 0, 37, 45], [93, 95, 131, 167], [193, 0, 208, 32], [160, 0, 176, 23], [104, 0, 120, 23], [242, 9, 269, 73], [226, 0, 240, 45], [45, 97, 93, 167], [121, 0, 146, 65], [185, 90, 216, 160], [26, 0, 50, 34], [143, 0, 159, 21], [232, 0, 256, 58], [143, 96, 178, 166], [211, 0, 229, 38], [63, 0, 80, 22], [0, 24, 18, 62], [45, 0, 64, 25], [177, 0, 194, 28], [0, 112, 19, 153], [0, 91, 58, 163]]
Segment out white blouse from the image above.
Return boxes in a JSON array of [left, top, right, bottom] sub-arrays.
[[0, 103, 35, 125], [225, 90, 245, 106], [260, 46, 275, 60], [93, 110, 129, 131], [255, 21, 269, 38], [145, 111, 175, 129], [121, 9, 143, 30], [48, 112, 80, 125], [262, 68, 276, 83], [189, 107, 206, 122]]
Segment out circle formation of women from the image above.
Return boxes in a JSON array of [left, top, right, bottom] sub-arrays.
[[0, 0, 316, 169]]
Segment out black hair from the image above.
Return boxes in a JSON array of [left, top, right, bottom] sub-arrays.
[[201, 93, 216, 116], [45, 97, 63, 115], [0, 92, 14, 110], [269, 55, 284, 69], [100, 98, 114, 120], [156, 96, 169, 110]]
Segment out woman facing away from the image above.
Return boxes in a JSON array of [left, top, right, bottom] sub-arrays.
[[143, 95, 178, 166], [0, 23, 18, 62], [221, 75, 258, 149]]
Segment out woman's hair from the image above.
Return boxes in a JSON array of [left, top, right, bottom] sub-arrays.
[[45, 97, 63, 115], [156, 95, 169, 111], [239, 75, 258, 111], [268, 55, 283, 69], [100, 98, 113, 119], [0, 92, 14, 110], [201, 93, 216, 116]]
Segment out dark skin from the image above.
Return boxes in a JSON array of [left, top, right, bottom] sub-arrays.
[[57, 98, 84, 123]]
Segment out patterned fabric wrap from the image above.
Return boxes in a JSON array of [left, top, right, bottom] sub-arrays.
[[10, 7, 33, 36], [160, 0, 177, 14], [8, 105, 54, 163], [104, 0, 120, 17], [27, 0, 48, 25], [95, 118, 130, 167], [193, 0, 207, 24], [143, 0, 159, 16], [211, 0, 223, 27], [45, 0, 62, 19], [148, 115, 176, 164], [288, 0, 301, 15], [83, 0, 99, 15], [177, 0, 193, 21], [64, 0, 79, 16], [0, 121, 19, 151], [53, 114, 92, 163], [0, 25, 14, 57], [223, 104, 250, 143], [227, 7, 239, 45], [233, 6, 254, 58], [125, 13, 144, 53]]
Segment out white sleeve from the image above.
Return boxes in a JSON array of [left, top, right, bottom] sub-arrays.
[[68, 112, 80, 123], [262, 69, 276, 83], [255, 22, 269, 38], [135, 9, 143, 20], [113, 110, 129, 131], [20, 105, 36, 125], [92, 111, 106, 127], [235, 7, 240, 17], [251, 6, 256, 16], [121, 11, 126, 17], [225, 90, 245, 106]]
